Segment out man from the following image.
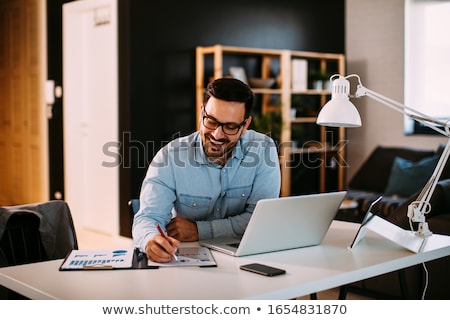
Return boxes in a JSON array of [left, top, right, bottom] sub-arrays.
[[133, 78, 281, 262]]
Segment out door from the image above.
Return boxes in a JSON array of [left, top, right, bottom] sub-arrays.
[[63, 0, 119, 236]]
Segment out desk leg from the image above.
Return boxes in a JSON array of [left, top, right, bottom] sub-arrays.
[[338, 286, 348, 299], [338, 269, 410, 300], [398, 269, 410, 299]]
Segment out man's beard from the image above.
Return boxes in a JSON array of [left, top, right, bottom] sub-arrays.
[[202, 133, 237, 162]]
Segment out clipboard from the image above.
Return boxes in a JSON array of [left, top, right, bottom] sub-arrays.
[[59, 248, 157, 270], [59, 247, 217, 270]]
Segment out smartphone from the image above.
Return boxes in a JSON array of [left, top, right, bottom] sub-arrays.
[[240, 263, 286, 277]]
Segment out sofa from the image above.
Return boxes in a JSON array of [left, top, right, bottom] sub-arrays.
[[335, 145, 450, 299], [336, 144, 450, 223]]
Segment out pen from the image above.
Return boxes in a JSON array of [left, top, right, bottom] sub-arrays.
[[156, 223, 178, 261]]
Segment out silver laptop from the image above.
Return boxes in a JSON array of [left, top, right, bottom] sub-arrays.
[[199, 191, 347, 256]]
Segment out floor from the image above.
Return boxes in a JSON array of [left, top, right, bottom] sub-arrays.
[[76, 227, 134, 250], [76, 227, 373, 300], [296, 288, 373, 300]]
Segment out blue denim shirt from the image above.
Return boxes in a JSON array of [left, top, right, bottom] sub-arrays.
[[132, 130, 281, 251]]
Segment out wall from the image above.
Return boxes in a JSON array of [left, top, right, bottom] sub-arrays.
[[40, 0, 345, 237], [126, 0, 345, 196], [0, 0, 48, 205], [119, 0, 345, 235], [47, 0, 73, 201], [345, 0, 448, 181], [344, 3, 450, 299]]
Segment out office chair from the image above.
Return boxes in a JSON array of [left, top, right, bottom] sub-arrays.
[[0, 200, 78, 299], [0, 212, 46, 266], [128, 199, 140, 235], [128, 199, 140, 219]]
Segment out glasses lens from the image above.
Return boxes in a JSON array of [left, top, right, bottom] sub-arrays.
[[222, 124, 240, 135], [203, 116, 218, 130], [202, 113, 243, 135]]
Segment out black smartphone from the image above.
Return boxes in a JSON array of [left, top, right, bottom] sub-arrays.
[[240, 263, 286, 277]]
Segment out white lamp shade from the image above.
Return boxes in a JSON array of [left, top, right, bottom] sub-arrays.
[[316, 76, 362, 127]]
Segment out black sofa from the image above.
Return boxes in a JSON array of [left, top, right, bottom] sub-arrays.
[[336, 145, 450, 299], [336, 145, 450, 223]]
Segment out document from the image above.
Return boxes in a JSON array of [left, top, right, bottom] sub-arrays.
[[60, 246, 216, 270], [146, 246, 216, 267], [60, 248, 134, 270]]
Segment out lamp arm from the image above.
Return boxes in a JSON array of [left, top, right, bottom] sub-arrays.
[[355, 85, 450, 136], [413, 138, 450, 212], [350, 77, 450, 237], [354, 83, 450, 207]]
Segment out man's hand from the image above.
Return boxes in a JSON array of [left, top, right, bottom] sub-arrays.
[[166, 216, 199, 241], [145, 234, 179, 263]]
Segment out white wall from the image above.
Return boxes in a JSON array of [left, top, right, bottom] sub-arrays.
[[345, 0, 448, 182]]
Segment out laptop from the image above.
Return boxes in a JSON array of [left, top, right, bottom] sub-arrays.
[[199, 191, 347, 256]]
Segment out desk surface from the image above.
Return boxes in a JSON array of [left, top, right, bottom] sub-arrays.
[[1, 221, 449, 300]]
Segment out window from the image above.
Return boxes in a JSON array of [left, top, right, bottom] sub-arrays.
[[404, 0, 450, 134]]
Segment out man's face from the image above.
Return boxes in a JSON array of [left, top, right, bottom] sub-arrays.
[[200, 97, 251, 163]]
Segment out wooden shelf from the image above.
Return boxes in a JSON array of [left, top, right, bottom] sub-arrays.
[[196, 45, 346, 196]]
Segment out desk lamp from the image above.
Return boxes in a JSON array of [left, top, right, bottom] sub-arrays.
[[317, 74, 450, 239]]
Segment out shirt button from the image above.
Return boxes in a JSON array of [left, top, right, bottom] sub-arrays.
[[192, 202, 197, 207], [216, 208, 220, 212], [241, 193, 246, 197]]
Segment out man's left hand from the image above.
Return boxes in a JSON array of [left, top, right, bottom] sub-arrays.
[[166, 216, 199, 241]]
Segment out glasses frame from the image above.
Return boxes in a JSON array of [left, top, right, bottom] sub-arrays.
[[202, 107, 248, 135]]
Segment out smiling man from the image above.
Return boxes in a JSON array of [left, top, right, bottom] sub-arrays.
[[132, 78, 281, 262]]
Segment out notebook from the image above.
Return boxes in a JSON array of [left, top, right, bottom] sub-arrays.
[[199, 191, 347, 256]]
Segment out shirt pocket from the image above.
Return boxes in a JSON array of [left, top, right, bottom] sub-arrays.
[[177, 194, 212, 219], [226, 185, 252, 213]]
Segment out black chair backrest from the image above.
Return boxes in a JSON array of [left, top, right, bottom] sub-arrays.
[[128, 199, 140, 234], [1, 201, 78, 299], [128, 199, 140, 219], [0, 211, 49, 299], [0, 212, 47, 266]]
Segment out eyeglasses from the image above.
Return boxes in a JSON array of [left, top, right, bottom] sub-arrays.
[[202, 109, 247, 135]]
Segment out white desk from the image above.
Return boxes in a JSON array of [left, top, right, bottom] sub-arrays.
[[1, 221, 449, 300]]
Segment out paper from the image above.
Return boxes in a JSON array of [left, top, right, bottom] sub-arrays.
[[147, 246, 216, 267], [60, 248, 134, 270]]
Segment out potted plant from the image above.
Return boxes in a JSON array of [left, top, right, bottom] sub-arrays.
[[251, 110, 283, 144], [309, 70, 330, 91]]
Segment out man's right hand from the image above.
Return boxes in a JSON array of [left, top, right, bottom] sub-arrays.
[[145, 234, 180, 263]]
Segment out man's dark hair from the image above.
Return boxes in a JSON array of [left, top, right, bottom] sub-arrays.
[[203, 78, 254, 118]]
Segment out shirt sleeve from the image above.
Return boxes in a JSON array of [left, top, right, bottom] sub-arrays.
[[132, 146, 176, 252]]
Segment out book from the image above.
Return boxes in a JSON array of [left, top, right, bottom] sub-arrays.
[[292, 59, 308, 91]]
